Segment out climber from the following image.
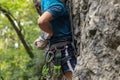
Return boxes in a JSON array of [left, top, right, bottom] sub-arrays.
[[34, 0, 77, 80]]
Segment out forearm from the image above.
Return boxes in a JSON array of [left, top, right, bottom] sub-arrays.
[[38, 21, 53, 36], [38, 11, 53, 37]]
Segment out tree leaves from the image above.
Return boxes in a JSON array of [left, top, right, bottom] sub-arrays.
[[0, 0, 44, 80]]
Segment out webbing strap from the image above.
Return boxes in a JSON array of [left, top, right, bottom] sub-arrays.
[[67, 0, 78, 56], [33, 0, 42, 15]]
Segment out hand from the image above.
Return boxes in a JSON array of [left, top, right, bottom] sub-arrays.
[[43, 32, 53, 40], [34, 33, 49, 50]]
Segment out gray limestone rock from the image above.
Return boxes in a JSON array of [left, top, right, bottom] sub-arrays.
[[68, 0, 120, 80]]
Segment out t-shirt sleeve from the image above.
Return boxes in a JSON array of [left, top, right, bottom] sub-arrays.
[[47, 5, 66, 19]]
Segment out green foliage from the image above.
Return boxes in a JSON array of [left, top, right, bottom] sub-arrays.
[[0, 0, 45, 80], [0, 48, 30, 80]]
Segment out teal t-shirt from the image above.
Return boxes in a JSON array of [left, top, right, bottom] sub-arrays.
[[41, 0, 63, 12], [41, 0, 72, 42]]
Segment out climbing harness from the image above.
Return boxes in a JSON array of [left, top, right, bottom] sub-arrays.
[[41, 41, 73, 79]]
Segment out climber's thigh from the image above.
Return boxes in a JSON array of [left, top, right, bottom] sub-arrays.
[[64, 71, 72, 80]]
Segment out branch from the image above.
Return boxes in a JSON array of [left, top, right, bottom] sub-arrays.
[[0, 7, 34, 59], [1, 76, 4, 80]]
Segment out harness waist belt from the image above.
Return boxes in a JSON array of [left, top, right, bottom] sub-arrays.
[[50, 41, 71, 50]]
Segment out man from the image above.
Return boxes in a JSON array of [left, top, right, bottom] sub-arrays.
[[34, 0, 77, 80]]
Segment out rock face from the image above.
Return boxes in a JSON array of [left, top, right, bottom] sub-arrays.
[[68, 0, 120, 80]]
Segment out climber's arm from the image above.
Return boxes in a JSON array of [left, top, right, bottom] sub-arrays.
[[38, 11, 53, 37]]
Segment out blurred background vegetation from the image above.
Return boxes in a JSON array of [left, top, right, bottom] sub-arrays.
[[0, 0, 44, 80]]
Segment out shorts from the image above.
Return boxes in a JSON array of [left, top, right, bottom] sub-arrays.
[[48, 42, 77, 73], [61, 43, 77, 73]]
